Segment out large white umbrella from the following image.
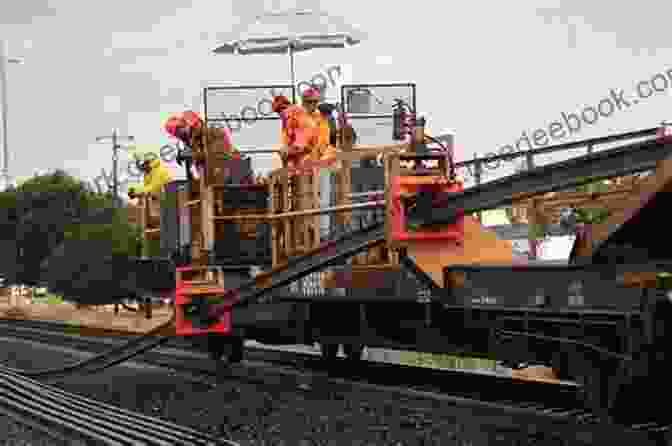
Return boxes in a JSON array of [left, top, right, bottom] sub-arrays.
[[213, 8, 366, 101]]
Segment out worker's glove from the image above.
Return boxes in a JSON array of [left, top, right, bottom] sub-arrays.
[[318, 102, 337, 116], [559, 207, 578, 232], [175, 147, 193, 166]]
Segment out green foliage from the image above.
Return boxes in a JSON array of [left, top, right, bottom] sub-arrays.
[[574, 207, 611, 225], [63, 207, 142, 257], [0, 188, 18, 220], [6, 170, 91, 284], [31, 293, 64, 305], [525, 178, 612, 240], [571, 176, 610, 194], [504, 206, 513, 223], [142, 237, 162, 258], [43, 203, 143, 304], [0, 169, 144, 303], [565, 178, 612, 227], [17, 170, 82, 192], [45, 294, 64, 304], [657, 272, 672, 290], [528, 221, 549, 240]]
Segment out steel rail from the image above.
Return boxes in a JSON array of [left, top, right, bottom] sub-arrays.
[[0, 366, 235, 445], [2, 321, 666, 446]]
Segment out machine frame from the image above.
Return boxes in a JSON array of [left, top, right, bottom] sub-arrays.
[[133, 83, 672, 424]]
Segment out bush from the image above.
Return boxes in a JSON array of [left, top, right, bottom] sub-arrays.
[[43, 226, 142, 306], [1, 170, 145, 304]]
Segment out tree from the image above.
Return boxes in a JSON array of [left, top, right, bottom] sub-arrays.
[[0, 187, 19, 282], [7, 170, 105, 285], [40, 194, 144, 305], [0, 169, 145, 305]]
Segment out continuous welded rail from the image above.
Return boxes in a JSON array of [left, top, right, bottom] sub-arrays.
[[0, 364, 236, 445], [1, 319, 670, 445], [0, 315, 237, 445], [0, 315, 175, 379]]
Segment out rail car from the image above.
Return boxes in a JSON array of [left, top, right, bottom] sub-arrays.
[[130, 83, 672, 425]]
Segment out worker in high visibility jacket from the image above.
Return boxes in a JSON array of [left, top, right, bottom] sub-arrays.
[[272, 88, 336, 169], [127, 154, 174, 199]]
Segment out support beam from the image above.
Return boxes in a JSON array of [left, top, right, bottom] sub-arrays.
[[212, 200, 386, 221]]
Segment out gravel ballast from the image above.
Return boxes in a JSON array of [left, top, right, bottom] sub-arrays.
[[0, 415, 85, 446], [0, 338, 590, 445]]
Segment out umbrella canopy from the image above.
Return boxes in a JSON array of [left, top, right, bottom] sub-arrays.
[[213, 8, 366, 99]]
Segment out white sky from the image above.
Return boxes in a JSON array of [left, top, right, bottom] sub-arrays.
[[1, 0, 671, 191]]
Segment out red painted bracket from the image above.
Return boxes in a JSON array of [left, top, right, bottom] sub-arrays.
[[175, 266, 236, 336]]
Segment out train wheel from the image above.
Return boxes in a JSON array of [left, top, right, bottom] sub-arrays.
[[207, 334, 225, 361], [550, 352, 573, 381], [575, 355, 613, 423], [344, 344, 364, 362], [208, 349, 223, 361], [320, 343, 339, 363], [228, 337, 244, 363]]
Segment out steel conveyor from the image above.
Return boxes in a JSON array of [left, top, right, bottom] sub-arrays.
[[236, 126, 672, 306], [422, 132, 671, 226], [228, 223, 386, 307]]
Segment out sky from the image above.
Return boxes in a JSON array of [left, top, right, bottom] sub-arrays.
[[1, 0, 672, 193]]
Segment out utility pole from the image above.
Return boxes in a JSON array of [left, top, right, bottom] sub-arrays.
[[95, 129, 134, 207], [0, 40, 23, 190]]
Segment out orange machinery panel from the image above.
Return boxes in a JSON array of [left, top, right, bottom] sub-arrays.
[[174, 266, 236, 336], [390, 175, 465, 243]]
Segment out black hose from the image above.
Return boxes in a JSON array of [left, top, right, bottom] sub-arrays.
[[121, 302, 138, 312], [424, 134, 457, 180]]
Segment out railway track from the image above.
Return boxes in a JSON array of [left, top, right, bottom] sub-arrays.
[[0, 365, 238, 446], [1, 318, 670, 445]]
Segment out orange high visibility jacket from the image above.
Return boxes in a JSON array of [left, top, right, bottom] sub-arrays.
[[281, 106, 333, 165]]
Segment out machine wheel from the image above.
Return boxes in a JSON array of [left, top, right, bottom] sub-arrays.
[[343, 344, 364, 362], [320, 343, 339, 364], [209, 349, 224, 361], [550, 351, 573, 381], [228, 337, 245, 363], [207, 335, 226, 361], [575, 354, 614, 423]]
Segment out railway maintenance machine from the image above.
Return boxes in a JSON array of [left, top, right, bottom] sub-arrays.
[[135, 83, 672, 425]]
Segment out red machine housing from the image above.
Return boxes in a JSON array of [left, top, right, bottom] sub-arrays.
[[174, 266, 235, 336], [390, 175, 465, 243]]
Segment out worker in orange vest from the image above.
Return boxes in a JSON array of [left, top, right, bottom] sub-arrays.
[[273, 88, 336, 170]]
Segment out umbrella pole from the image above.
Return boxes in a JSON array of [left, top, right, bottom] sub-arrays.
[[289, 45, 296, 103]]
